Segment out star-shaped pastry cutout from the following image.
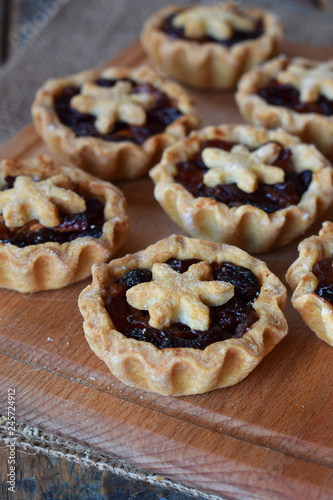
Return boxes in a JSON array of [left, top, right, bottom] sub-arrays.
[[173, 3, 255, 40], [0, 174, 86, 228], [70, 81, 156, 134], [126, 261, 234, 331], [202, 142, 285, 193], [277, 60, 333, 102]]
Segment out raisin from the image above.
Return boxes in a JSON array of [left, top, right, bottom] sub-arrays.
[[316, 285, 333, 303], [119, 268, 153, 288], [258, 79, 333, 116], [174, 140, 312, 213], [0, 190, 105, 247], [54, 78, 183, 144], [313, 257, 333, 304], [161, 13, 264, 46], [105, 259, 260, 350], [211, 261, 260, 302], [166, 258, 201, 273]]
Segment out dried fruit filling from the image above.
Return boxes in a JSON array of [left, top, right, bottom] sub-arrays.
[[258, 79, 333, 116], [174, 139, 312, 213], [105, 259, 260, 350], [0, 176, 105, 247], [54, 79, 182, 144], [313, 257, 333, 304], [161, 13, 264, 46]]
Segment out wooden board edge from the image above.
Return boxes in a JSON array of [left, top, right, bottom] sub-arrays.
[[2, 332, 333, 472], [1, 354, 333, 500]]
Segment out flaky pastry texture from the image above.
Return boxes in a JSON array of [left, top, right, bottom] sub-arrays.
[[150, 125, 333, 254], [140, 4, 283, 89], [286, 221, 333, 347], [236, 56, 333, 160], [32, 65, 200, 181], [0, 156, 129, 292], [78, 235, 287, 396]]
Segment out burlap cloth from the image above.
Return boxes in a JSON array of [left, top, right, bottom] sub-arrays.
[[0, 0, 333, 146], [0, 415, 222, 499], [0, 1, 333, 497]]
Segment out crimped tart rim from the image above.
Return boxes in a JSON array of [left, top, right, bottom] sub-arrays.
[[32, 65, 200, 181], [79, 235, 287, 396], [150, 124, 333, 253], [0, 155, 129, 292]]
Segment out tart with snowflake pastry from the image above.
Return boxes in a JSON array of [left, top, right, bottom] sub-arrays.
[[32, 65, 200, 181], [236, 56, 333, 160], [286, 221, 333, 347], [78, 235, 287, 396], [0, 155, 129, 292], [140, 3, 283, 89], [150, 125, 333, 254]]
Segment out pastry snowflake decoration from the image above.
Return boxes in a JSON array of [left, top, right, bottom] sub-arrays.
[[202, 142, 284, 193], [126, 261, 234, 331], [172, 3, 255, 39], [277, 59, 333, 102], [70, 81, 156, 134], [0, 173, 86, 228]]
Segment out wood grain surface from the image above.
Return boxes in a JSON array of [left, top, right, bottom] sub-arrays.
[[0, 41, 333, 500]]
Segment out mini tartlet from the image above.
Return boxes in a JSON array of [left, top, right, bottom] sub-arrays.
[[141, 3, 283, 89], [0, 155, 129, 292], [78, 235, 287, 396], [236, 56, 333, 160], [286, 221, 333, 347], [32, 65, 200, 181], [150, 125, 333, 254]]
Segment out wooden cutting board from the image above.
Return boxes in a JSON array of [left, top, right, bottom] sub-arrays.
[[1, 41, 333, 500]]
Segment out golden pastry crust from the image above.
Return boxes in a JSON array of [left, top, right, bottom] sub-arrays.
[[78, 235, 287, 396], [150, 125, 333, 254], [32, 65, 200, 181], [235, 56, 333, 160], [0, 155, 129, 292], [286, 221, 333, 347], [140, 4, 283, 90]]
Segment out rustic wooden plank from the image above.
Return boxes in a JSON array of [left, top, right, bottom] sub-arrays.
[[0, 40, 333, 499]]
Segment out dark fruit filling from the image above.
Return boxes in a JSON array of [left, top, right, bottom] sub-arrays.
[[0, 176, 105, 247], [313, 257, 333, 304], [174, 139, 312, 213], [105, 259, 260, 350], [258, 79, 333, 116], [54, 79, 182, 145], [161, 12, 263, 46]]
